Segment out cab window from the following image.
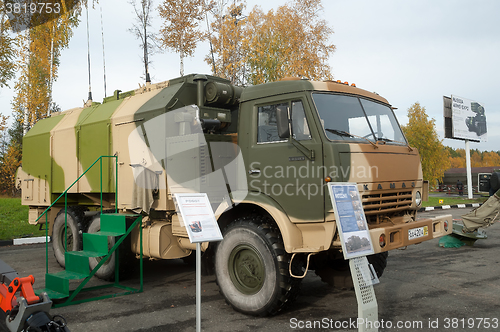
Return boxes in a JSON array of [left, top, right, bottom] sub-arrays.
[[291, 100, 311, 141], [257, 101, 311, 143], [257, 103, 288, 143]]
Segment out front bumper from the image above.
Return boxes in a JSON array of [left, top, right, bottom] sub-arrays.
[[369, 214, 452, 253]]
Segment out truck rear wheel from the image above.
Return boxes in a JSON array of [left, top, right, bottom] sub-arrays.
[[52, 208, 84, 267], [87, 214, 134, 281], [215, 216, 301, 316], [87, 214, 115, 280]]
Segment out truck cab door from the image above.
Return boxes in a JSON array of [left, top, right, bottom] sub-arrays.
[[243, 97, 324, 223]]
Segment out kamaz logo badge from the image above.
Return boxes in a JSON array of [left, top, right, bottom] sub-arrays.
[[363, 182, 415, 190]]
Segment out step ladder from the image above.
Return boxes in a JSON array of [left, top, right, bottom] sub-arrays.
[[37, 213, 143, 307]]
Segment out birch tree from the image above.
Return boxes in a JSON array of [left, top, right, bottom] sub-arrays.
[[129, 0, 158, 83], [244, 0, 334, 84], [0, 1, 96, 192], [205, 1, 247, 85], [0, 3, 16, 88], [12, 12, 78, 129], [158, 0, 212, 76], [206, 0, 334, 85]]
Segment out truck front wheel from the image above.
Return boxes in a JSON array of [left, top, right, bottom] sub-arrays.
[[314, 252, 388, 288], [367, 251, 388, 278], [215, 217, 301, 316]]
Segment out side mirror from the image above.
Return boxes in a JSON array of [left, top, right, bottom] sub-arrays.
[[276, 106, 290, 139]]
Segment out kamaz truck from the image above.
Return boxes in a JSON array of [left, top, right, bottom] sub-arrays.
[[18, 74, 452, 316]]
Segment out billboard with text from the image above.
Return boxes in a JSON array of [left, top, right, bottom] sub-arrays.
[[447, 95, 487, 142]]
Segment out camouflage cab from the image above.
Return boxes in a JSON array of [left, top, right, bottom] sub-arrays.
[[19, 74, 452, 316]]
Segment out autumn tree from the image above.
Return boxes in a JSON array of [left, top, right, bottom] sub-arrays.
[[0, 144, 21, 196], [207, 0, 335, 85], [471, 151, 483, 168], [0, 115, 9, 156], [0, 2, 95, 192], [402, 102, 450, 184], [445, 147, 500, 169], [206, 1, 247, 85], [0, 114, 21, 196], [158, 0, 212, 76], [244, 0, 334, 84], [0, 4, 16, 88], [469, 150, 500, 167], [445, 146, 465, 168], [5, 14, 75, 193], [449, 155, 465, 169], [12, 3, 79, 131], [455, 148, 466, 159], [129, 0, 158, 83], [482, 151, 500, 167]]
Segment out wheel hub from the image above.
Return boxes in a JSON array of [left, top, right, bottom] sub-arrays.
[[228, 244, 265, 295]]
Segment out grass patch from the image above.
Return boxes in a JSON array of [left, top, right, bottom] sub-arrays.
[[0, 198, 46, 240], [422, 195, 487, 207]]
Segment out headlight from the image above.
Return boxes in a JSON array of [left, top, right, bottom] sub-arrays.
[[415, 191, 422, 207]]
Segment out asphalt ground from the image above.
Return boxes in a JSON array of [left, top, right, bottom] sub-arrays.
[[1, 208, 499, 332]]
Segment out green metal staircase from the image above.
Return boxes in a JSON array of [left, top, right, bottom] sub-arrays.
[[34, 156, 143, 307], [38, 213, 143, 307]]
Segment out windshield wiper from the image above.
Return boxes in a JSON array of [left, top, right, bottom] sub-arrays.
[[376, 137, 392, 143], [325, 128, 352, 137], [377, 137, 410, 147], [325, 128, 378, 149]]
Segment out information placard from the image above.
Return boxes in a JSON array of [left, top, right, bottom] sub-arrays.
[[451, 95, 487, 142], [328, 183, 374, 260], [173, 193, 223, 243]]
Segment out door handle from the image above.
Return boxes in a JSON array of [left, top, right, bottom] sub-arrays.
[[248, 169, 261, 175]]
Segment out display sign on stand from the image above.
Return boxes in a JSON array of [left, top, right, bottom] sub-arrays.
[[328, 183, 379, 331], [174, 193, 223, 243], [173, 193, 223, 332], [328, 183, 374, 260]]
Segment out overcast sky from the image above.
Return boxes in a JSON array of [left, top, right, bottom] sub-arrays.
[[0, 0, 498, 151]]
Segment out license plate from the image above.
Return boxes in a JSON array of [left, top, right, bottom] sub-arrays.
[[408, 226, 428, 240]]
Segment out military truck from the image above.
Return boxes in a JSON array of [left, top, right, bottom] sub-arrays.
[[18, 74, 452, 316]]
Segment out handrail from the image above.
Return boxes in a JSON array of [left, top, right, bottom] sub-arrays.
[[36, 155, 118, 274], [58, 214, 143, 307], [35, 155, 118, 223]]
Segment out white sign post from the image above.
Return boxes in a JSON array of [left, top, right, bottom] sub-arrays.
[[173, 193, 223, 332], [328, 183, 379, 332]]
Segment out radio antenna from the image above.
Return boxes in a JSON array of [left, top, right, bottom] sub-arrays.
[[205, 10, 216, 75], [100, 5, 107, 98], [48, 25, 55, 116], [86, 4, 92, 103]]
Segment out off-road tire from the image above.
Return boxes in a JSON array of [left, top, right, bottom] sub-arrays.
[[87, 214, 134, 281], [52, 208, 85, 268], [215, 216, 301, 316], [314, 258, 352, 288], [367, 251, 388, 278], [315, 252, 388, 287]]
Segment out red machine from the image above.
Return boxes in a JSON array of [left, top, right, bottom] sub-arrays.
[[0, 259, 69, 332]]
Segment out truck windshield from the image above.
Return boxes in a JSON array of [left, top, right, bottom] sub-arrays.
[[312, 93, 407, 145]]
